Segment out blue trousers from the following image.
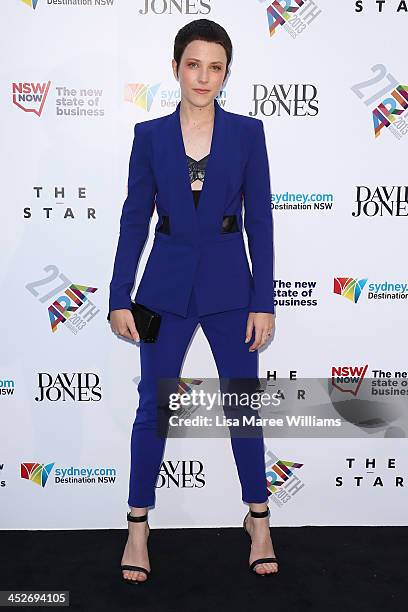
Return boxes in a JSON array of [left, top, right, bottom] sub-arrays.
[[128, 285, 268, 508]]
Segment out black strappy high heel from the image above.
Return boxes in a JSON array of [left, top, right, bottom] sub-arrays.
[[243, 507, 278, 575], [121, 511, 151, 584]]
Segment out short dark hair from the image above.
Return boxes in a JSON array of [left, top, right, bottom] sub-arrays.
[[173, 18, 232, 84]]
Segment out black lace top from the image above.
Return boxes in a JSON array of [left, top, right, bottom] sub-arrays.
[[186, 154, 209, 208]]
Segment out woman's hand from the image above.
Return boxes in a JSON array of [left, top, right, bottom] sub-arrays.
[[109, 309, 140, 342], [245, 312, 275, 351]]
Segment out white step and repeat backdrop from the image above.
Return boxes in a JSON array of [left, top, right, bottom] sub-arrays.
[[1, 0, 407, 529]]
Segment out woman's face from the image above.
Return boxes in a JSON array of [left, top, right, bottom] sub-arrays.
[[172, 39, 227, 107]]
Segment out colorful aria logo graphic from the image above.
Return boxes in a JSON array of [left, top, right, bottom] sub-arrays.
[[177, 378, 204, 394], [266, 457, 304, 498], [12, 81, 51, 117], [49, 284, 97, 333], [260, 0, 321, 38], [351, 65, 408, 140], [369, 82, 408, 138], [21, 462, 55, 487], [124, 83, 160, 112], [21, 0, 39, 9], [333, 277, 368, 303], [168, 378, 204, 416]]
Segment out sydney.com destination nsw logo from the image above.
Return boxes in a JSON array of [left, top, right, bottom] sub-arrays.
[[333, 277, 408, 305], [21, 462, 117, 487], [20, 0, 39, 8], [20, 0, 115, 9]]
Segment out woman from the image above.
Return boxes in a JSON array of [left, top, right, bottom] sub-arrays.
[[108, 19, 278, 583]]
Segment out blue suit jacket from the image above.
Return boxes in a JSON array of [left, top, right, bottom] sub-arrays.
[[108, 99, 275, 318]]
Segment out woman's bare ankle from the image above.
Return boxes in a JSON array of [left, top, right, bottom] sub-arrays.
[[128, 506, 148, 517], [249, 502, 269, 513]]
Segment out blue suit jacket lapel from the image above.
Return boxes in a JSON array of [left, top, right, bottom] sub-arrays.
[[166, 98, 228, 239]]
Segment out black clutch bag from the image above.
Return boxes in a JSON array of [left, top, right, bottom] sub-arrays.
[[107, 301, 162, 343]]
